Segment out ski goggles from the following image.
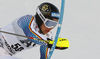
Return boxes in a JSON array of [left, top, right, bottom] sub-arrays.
[[36, 7, 59, 28]]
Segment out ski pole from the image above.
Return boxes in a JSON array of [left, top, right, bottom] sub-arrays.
[[0, 30, 49, 43]]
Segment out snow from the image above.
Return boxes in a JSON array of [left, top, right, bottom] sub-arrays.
[[0, 0, 100, 59]]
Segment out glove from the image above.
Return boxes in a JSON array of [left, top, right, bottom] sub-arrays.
[[47, 38, 53, 48], [47, 37, 69, 50]]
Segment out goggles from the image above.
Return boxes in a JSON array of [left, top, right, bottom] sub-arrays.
[[36, 7, 58, 28]]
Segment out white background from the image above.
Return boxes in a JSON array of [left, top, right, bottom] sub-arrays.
[[0, 0, 100, 59]]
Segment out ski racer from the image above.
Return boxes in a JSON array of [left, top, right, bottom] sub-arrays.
[[0, 2, 69, 59]]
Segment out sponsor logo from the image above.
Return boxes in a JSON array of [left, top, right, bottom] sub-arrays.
[[51, 12, 60, 18]]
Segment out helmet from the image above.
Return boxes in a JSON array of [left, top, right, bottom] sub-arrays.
[[37, 2, 59, 19], [35, 2, 60, 33]]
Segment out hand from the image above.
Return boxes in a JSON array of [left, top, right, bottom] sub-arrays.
[[47, 38, 53, 48]]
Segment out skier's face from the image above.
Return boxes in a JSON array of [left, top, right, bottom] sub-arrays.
[[40, 18, 58, 34], [40, 23, 53, 34]]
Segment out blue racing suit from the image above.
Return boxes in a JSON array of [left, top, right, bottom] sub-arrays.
[[0, 15, 53, 59]]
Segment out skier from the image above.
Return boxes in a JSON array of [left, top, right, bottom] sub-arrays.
[[0, 2, 69, 59]]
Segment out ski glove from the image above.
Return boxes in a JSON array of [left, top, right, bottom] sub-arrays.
[[47, 38, 69, 50]]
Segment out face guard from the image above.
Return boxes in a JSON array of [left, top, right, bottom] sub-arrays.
[[36, 7, 59, 28]]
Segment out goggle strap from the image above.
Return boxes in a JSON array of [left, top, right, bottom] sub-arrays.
[[36, 7, 45, 22]]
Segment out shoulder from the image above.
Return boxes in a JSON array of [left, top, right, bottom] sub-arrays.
[[17, 15, 35, 28], [19, 15, 34, 20], [17, 15, 34, 24]]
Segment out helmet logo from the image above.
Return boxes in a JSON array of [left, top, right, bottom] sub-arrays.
[[41, 4, 50, 12], [51, 12, 60, 18]]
